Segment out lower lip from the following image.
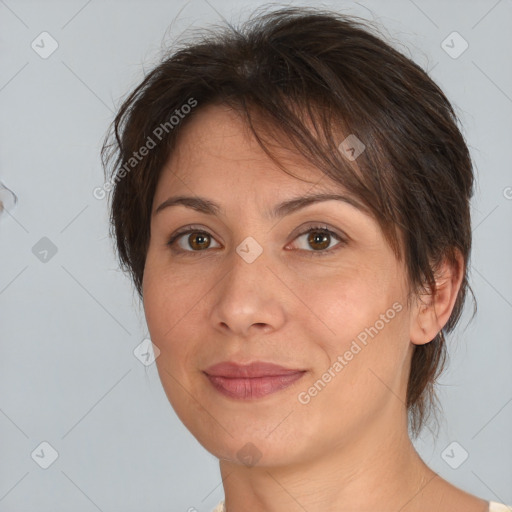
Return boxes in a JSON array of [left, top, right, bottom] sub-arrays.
[[205, 372, 306, 400]]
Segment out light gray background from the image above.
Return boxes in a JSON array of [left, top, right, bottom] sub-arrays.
[[1, 0, 511, 510]]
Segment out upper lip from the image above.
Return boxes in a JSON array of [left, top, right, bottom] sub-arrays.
[[203, 361, 306, 378]]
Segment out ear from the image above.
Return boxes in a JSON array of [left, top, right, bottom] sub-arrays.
[[409, 249, 465, 346]]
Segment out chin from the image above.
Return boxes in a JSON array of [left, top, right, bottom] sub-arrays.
[[186, 416, 322, 469]]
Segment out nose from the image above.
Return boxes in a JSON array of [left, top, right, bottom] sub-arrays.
[[208, 245, 287, 338]]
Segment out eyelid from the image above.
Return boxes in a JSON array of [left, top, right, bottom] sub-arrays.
[[166, 222, 347, 255], [287, 224, 346, 255], [167, 224, 222, 252]]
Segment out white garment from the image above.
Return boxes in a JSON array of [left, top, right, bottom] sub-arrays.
[[213, 500, 511, 511], [212, 500, 225, 512], [490, 502, 512, 512]]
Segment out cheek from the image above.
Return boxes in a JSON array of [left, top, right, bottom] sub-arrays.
[[142, 265, 207, 422], [300, 265, 410, 399], [142, 264, 197, 374], [143, 254, 201, 335], [303, 265, 394, 347], [142, 258, 225, 386], [296, 314, 409, 446]]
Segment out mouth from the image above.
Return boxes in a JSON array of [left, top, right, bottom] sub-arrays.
[[204, 372, 306, 400], [202, 361, 307, 400]]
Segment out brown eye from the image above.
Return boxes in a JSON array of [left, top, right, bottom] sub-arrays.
[[307, 230, 331, 251], [167, 228, 221, 252], [291, 225, 346, 255], [167, 224, 346, 256], [187, 232, 211, 250]]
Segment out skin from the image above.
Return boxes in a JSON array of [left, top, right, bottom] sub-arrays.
[[142, 104, 488, 512]]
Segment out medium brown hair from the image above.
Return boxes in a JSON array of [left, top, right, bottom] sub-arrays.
[[101, 6, 475, 437]]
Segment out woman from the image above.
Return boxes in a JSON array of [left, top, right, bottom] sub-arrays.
[[101, 6, 510, 512]]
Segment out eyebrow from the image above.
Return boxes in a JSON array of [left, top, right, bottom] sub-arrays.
[[154, 192, 368, 219]]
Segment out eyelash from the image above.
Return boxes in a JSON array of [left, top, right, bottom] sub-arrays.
[[166, 224, 347, 257]]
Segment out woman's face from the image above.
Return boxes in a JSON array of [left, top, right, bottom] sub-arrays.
[[143, 104, 416, 467]]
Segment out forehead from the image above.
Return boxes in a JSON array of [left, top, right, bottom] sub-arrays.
[[156, 103, 337, 193]]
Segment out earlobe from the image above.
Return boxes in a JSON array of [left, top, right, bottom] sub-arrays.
[[409, 250, 464, 346]]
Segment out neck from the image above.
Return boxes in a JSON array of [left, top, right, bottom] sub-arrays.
[[218, 413, 437, 512]]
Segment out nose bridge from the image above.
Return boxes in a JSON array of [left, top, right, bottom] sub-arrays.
[[221, 234, 271, 303], [209, 235, 286, 335]]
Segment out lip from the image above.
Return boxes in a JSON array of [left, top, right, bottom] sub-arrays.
[[203, 361, 306, 400], [204, 361, 305, 378]]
